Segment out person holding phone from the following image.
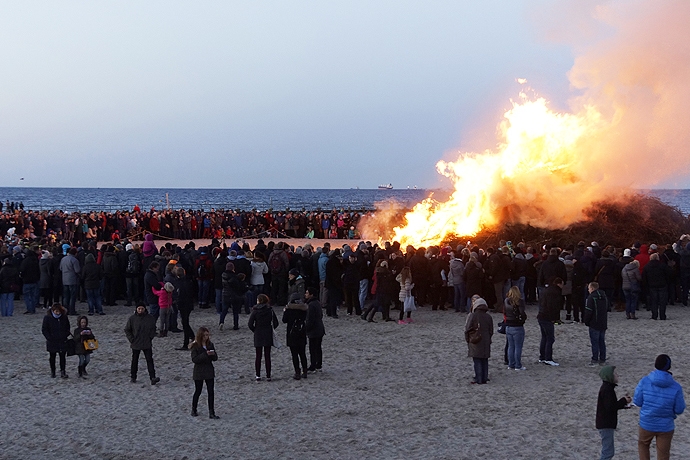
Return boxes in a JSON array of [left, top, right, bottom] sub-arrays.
[[190, 326, 219, 419]]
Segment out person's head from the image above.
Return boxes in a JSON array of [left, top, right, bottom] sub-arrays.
[[650, 253, 660, 261], [78, 315, 88, 328], [174, 266, 185, 277], [305, 286, 316, 300], [257, 294, 269, 305], [164, 282, 175, 293], [225, 262, 235, 272], [655, 354, 672, 372], [588, 281, 599, 293], [599, 365, 618, 384], [288, 268, 300, 280], [506, 286, 521, 305], [149, 261, 160, 272], [136, 303, 147, 316], [50, 303, 66, 316], [69, 247, 78, 256], [195, 326, 210, 346]]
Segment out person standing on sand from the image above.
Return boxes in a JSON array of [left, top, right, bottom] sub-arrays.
[[143, 261, 161, 321], [283, 300, 308, 380], [190, 327, 219, 419], [595, 365, 631, 460], [124, 303, 159, 385], [73, 315, 96, 378], [504, 286, 527, 371], [175, 267, 195, 351], [304, 287, 325, 372], [464, 297, 493, 384], [41, 303, 71, 378], [248, 294, 279, 381], [633, 354, 685, 460], [584, 282, 609, 366], [537, 277, 563, 366]]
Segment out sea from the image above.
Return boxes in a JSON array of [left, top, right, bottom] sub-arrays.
[[0, 187, 688, 215]]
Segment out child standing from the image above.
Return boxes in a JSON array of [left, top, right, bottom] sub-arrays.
[[152, 282, 174, 337], [596, 365, 631, 460]]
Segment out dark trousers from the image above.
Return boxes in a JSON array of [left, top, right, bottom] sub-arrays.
[[680, 271, 690, 305], [648, 287, 668, 320], [308, 336, 323, 370], [270, 275, 288, 306], [49, 351, 66, 373], [192, 379, 215, 414], [343, 285, 361, 315], [40, 287, 53, 309], [326, 288, 342, 317], [589, 328, 606, 362], [131, 348, 156, 380], [125, 277, 140, 305], [290, 343, 308, 374], [572, 284, 586, 322], [472, 357, 488, 384], [255, 346, 271, 378], [180, 309, 194, 347], [538, 319, 555, 361], [104, 277, 117, 305]]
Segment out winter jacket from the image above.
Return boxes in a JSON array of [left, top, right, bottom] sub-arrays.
[[463, 260, 484, 298], [124, 310, 157, 350], [593, 257, 616, 290], [233, 256, 252, 281], [634, 245, 650, 272], [633, 370, 686, 432], [39, 257, 53, 289], [538, 254, 567, 287], [250, 261, 268, 286], [42, 311, 71, 353], [317, 253, 328, 281], [282, 303, 308, 347], [596, 381, 628, 429], [19, 251, 40, 284], [81, 254, 103, 290], [0, 264, 19, 294], [324, 255, 343, 291], [449, 259, 465, 286], [561, 259, 574, 295], [510, 254, 527, 280], [621, 262, 642, 292], [305, 298, 325, 339], [464, 302, 493, 359], [191, 341, 217, 380], [248, 304, 279, 348], [102, 252, 119, 278], [177, 277, 194, 313], [73, 326, 95, 355], [142, 234, 157, 258], [503, 298, 526, 327], [584, 289, 608, 331], [60, 254, 81, 286], [213, 256, 228, 290], [152, 286, 173, 309], [642, 259, 671, 290], [537, 284, 562, 323], [221, 270, 247, 302], [287, 277, 306, 304], [144, 269, 160, 306], [397, 275, 412, 302]]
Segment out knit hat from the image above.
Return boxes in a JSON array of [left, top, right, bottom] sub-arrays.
[[289, 268, 300, 277], [225, 262, 235, 272], [164, 282, 175, 293], [599, 365, 616, 383], [655, 354, 672, 372], [623, 248, 631, 257], [126, 243, 133, 251]]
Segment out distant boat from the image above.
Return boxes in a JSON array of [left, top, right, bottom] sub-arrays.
[[378, 183, 393, 190]]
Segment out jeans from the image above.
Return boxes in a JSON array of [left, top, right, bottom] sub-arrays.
[[86, 288, 103, 314], [149, 303, 160, 322], [0, 292, 14, 316], [648, 287, 668, 320], [506, 326, 525, 369], [131, 348, 156, 380], [598, 428, 615, 460], [638, 427, 674, 460], [358, 279, 369, 311], [589, 328, 606, 362], [511, 277, 525, 300], [198, 280, 211, 305], [22, 283, 39, 313], [453, 283, 466, 312], [78, 353, 91, 368], [538, 319, 555, 361], [623, 289, 639, 316], [472, 357, 488, 384], [220, 299, 242, 328], [63, 284, 79, 313], [159, 308, 170, 333]]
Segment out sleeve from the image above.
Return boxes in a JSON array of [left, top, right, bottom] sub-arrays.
[[248, 311, 256, 332], [615, 397, 628, 410], [675, 387, 686, 416], [282, 309, 289, 324], [124, 318, 134, 343], [42, 316, 50, 340], [272, 310, 279, 329], [191, 346, 210, 364]]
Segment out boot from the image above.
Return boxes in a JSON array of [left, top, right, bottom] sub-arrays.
[[78, 365, 84, 378], [82, 364, 88, 376], [631, 313, 638, 320], [60, 370, 69, 379], [209, 412, 220, 419], [51, 370, 56, 378], [191, 408, 198, 417]]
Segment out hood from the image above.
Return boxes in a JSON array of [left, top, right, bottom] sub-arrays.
[[624, 262, 638, 272], [648, 369, 676, 388], [319, 252, 328, 260], [599, 365, 616, 383], [85, 254, 96, 264], [473, 298, 488, 312], [145, 234, 154, 242], [287, 302, 308, 311], [547, 254, 559, 263]]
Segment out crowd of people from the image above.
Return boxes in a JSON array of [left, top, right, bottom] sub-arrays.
[[5, 221, 690, 457], [0, 203, 371, 244]]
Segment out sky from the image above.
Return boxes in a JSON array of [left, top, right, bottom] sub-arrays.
[[0, 1, 628, 189]]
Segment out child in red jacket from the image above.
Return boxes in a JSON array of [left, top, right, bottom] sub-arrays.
[[153, 282, 175, 337]]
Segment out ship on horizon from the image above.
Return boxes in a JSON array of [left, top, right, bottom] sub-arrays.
[[378, 183, 393, 190]]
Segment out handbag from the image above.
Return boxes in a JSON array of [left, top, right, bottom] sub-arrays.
[[468, 324, 482, 344], [403, 296, 416, 312], [83, 339, 99, 351], [497, 321, 506, 334], [65, 339, 76, 356]]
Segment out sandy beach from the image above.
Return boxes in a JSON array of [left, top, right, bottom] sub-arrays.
[[1, 279, 688, 460]]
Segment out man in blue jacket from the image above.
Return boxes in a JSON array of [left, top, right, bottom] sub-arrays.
[[633, 354, 685, 460]]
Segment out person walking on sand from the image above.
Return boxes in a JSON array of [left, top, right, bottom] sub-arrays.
[[124, 303, 160, 385], [596, 365, 632, 460], [73, 315, 96, 378], [397, 266, 414, 324], [190, 327, 219, 419], [633, 354, 685, 460], [464, 297, 493, 384], [304, 286, 325, 373], [41, 303, 71, 378], [248, 294, 279, 381]]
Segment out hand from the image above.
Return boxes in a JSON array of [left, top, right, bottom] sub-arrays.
[[625, 395, 632, 404], [207, 350, 215, 355]]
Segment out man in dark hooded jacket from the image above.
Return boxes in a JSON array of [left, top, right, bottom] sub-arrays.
[[124, 303, 159, 385]]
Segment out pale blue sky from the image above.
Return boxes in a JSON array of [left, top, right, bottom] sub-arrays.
[[0, 1, 576, 189]]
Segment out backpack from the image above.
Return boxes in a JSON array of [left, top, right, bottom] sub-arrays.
[[126, 254, 141, 274], [197, 261, 208, 278], [269, 255, 284, 275], [289, 316, 305, 339]]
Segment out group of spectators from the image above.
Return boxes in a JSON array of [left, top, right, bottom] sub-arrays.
[[0, 204, 370, 245]]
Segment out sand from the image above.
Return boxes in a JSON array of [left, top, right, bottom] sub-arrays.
[[1, 242, 688, 459]]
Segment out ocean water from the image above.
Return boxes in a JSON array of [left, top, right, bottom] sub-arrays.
[[0, 187, 687, 214]]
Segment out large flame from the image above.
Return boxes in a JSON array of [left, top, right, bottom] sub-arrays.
[[390, 94, 607, 248]]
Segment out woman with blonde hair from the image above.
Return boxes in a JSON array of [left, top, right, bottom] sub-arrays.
[[190, 326, 219, 419], [396, 266, 414, 324], [504, 286, 527, 370]]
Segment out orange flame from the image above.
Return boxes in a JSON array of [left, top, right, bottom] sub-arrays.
[[390, 94, 607, 248]]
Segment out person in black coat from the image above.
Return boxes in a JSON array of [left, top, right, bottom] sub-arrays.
[[0, 258, 19, 316], [642, 253, 672, 320], [537, 278, 563, 366], [190, 327, 219, 419], [81, 254, 104, 315], [73, 315, 96, 378], [283, 301, 308, 380], [41, 303, 71, 378], [595, 365, 631, 460], [220, 262, 248, 330], [124, 303, 159, 385], [248, 294, 279, 381], [584, 282, 609, 365], [175, 267, 195, 350], [19, 246, 41, 314], [324, 250, 344, 318], [304, 287, 325, 372], [143, 262, 161, 320]]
